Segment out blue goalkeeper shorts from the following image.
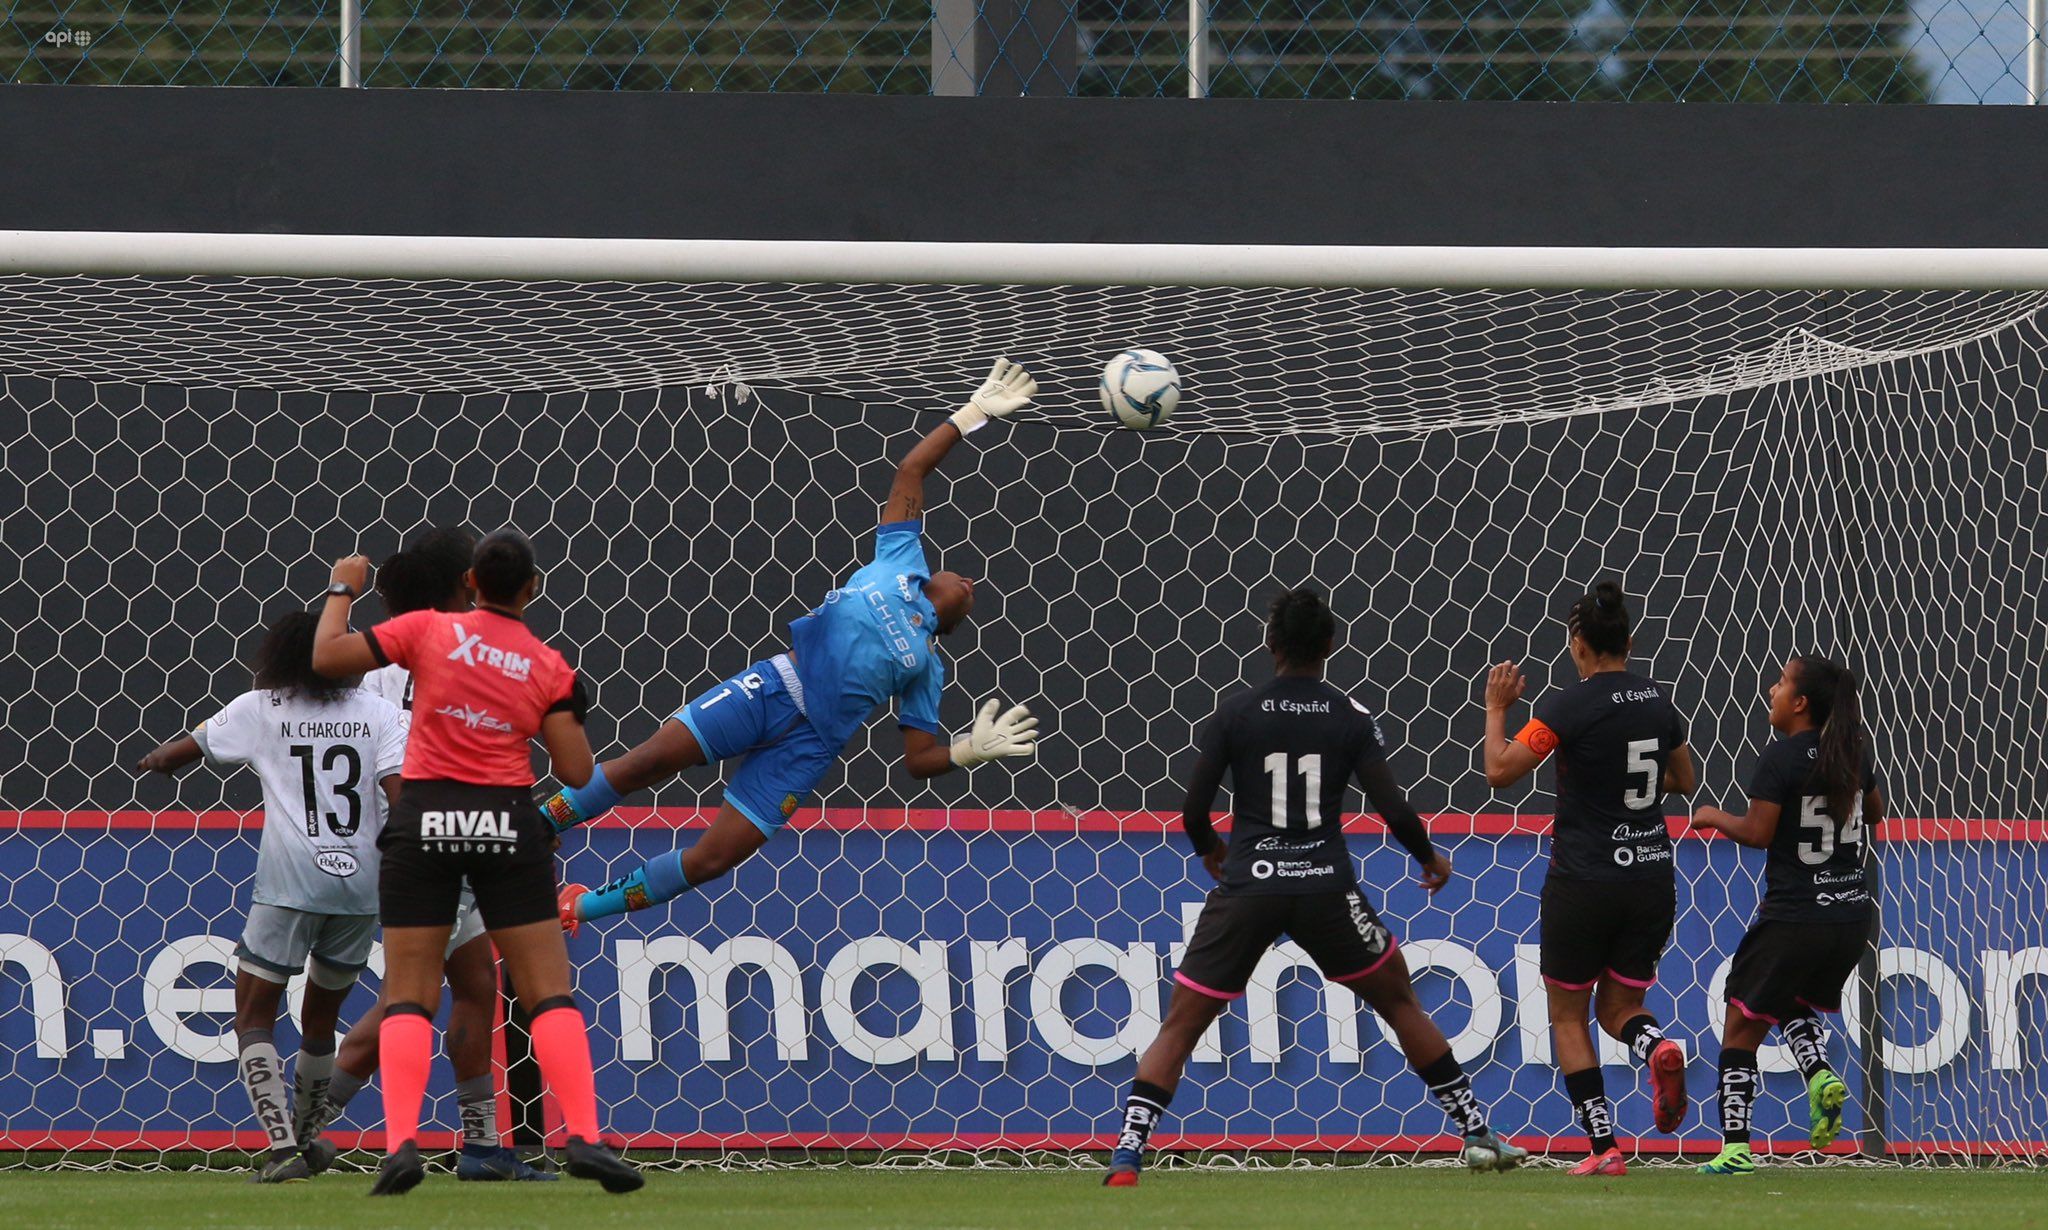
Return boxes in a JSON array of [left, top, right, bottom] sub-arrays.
[[674, 655, 836, 837]]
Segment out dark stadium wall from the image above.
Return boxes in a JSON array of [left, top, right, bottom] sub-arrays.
[[5, 86, 2048, 247]]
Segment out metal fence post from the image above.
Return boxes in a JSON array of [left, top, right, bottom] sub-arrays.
[[340, 0, 362, 88], [1188, 0, 1209, 98], [933, 0, 1077, 96], [2031, 0, 2047, 103]]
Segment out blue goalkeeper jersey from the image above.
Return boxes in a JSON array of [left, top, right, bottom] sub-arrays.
[[788, 521, 945, 750]]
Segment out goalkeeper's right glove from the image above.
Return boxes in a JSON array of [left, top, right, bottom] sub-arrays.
[[950, 698, 1040, 768], [949, 359, 1037, 436]]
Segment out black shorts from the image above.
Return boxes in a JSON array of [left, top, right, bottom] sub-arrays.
[[379, 779, 558, 931], [1174, 888, 1398, 1000], [1726, 917, 1870, 1024], [1539, 873, 1675, 990]]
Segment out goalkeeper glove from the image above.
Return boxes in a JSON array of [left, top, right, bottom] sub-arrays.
[[949, 359, 1037, 436], [950, 698, 1040, 768]]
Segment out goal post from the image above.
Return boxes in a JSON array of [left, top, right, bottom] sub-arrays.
[[0, 230, 2043, 1164], [13, 230, 2048, 289]]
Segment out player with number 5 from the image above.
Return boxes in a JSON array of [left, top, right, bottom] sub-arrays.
[[1688, 655, 1881, 1175], [1480, 581, 1697, 1175]]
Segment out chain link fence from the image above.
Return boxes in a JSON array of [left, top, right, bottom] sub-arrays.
[[0, 1, 2039, 103]]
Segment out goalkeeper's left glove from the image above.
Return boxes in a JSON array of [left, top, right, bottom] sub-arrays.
[[950, 698, 1040, 768], [949, 359, 1037, 436]]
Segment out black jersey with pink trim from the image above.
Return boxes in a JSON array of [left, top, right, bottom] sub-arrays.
[[1517, 671, 1688, 881]]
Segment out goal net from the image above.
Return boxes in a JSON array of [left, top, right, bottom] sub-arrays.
[[1, 238, 2044, 1164]]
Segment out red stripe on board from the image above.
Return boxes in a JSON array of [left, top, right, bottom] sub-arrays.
[[0, 1128, 2037, 1158], [3, 809, 2043, 841]]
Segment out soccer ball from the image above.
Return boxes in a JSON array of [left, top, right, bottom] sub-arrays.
[[1100, 349, 1179, 429]]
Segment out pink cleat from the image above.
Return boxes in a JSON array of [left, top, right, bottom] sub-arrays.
[[1649, 1039, 1688, 1133], [558, 883, 585, 937], [1569, 1148, 1627, 1177]]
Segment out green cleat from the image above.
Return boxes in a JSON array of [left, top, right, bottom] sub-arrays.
[[1698, 1143, 1756, 1175], [1808, 1069, 1848, 1149]]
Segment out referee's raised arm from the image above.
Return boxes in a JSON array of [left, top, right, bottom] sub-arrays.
[[310, 554, 379, 679]]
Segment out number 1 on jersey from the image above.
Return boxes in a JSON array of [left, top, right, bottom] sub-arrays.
[[1263, 752, 1323, 829]]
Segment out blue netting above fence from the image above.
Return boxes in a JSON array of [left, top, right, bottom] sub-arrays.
[[1, 1, 2038, 102]]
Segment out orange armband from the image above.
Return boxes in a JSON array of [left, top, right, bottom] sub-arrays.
[[1514, 718, 1560, 759]]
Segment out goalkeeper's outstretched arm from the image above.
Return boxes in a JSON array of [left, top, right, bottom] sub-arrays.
[[882, 359, 1037, 525]]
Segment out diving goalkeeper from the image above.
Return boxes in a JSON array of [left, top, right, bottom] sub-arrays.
[[549, 360, 1043, 927]]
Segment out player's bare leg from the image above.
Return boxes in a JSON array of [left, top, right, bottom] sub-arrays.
[[429, 938, 554, 1181], [368, 924, 453, 1196], [1700, 1009, 1771, 1174], [1595, 976, 1685, 1134], [233, 970, 310, 1183], [1343, 950, 1526, 1172], [1549, 983, 1625, 1176], [562, 799, 768, 930], [540, 719, 706, 834], [485, 921, 641, 1193], [1105, 984, 1230, 1186]]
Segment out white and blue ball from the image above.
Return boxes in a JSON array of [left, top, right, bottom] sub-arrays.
[[1100, 348, 1179, 430]]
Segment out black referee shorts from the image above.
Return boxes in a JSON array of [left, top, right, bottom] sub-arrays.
[[1539, 873, 1675, 991], [1174, 888, 1399, 1000], [1725, 917, 1870, 1024], [379, 779, 559, 931]]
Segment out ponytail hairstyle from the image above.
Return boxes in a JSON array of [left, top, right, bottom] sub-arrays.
[[376, 525, 477, 616], [1566, 580, 1631, 659], [254, 609, 354, 701], [1266, 586, 1337, 668], [471, 527, 538, 605], [1792, 654, 1865, 823]]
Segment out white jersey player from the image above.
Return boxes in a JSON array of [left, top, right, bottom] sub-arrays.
[[138, 610, 406, 1183]]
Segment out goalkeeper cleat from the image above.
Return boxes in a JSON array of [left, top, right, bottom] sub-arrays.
[[1461, 1128, 1529, 1173], [1568, 1148, 1627, 1178], [300, 1136, 338, 1176], [1648, 1039, 1688, 1134], [368, 1140, 426, 1197], [458, 1144, 560, 1182], [249, 1149, 311, 1184], [558, 883, 586, 937], [565, 1136, 643, 1193], [1698, 1144, 1757, 1175], [1808, 1069, 1848, 1150]]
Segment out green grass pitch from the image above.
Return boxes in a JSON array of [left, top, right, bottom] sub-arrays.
[[1, 1164, 2041, 1229]]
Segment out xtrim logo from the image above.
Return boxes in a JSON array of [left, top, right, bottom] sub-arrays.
[[446, 623, 534, 681]]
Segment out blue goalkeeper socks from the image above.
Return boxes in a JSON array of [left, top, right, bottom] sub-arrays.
[[578, 850, 693, 921], [544, 765, 623, 833]]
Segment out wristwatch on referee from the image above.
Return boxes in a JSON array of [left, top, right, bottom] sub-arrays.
[[325, 581, 358, 600]]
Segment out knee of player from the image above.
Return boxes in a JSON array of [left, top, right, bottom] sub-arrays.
[[447, 965, 497, 1009]]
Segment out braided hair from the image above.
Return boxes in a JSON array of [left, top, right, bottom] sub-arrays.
[[1266, 586, 1337, 668]]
